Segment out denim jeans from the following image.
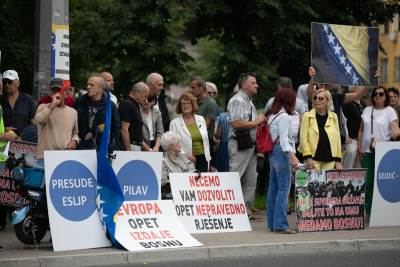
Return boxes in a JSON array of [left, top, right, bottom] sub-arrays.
[[266, 144, 291, 231]]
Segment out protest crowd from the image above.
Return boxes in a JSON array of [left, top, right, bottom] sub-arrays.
[[0, 59, 399, 248]]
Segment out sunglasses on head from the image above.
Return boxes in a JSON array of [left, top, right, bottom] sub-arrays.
[[313, 96, 325, 101], [373, 92, 385, 97], [2, 79, 12, 85]]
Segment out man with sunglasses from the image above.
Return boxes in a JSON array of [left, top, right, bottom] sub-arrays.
[[0, 70, 37, 142]]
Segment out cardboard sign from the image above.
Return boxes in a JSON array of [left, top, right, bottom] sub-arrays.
[[169, 172, 251, 233], [115, 200, 202, 251], [112, 151, 162, 201], [45, 151, 111, 251], [295, 169, 366, 232], [370, 142, 400, 227]]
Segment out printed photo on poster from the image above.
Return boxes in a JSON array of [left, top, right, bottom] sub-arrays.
[[295, 169, 366, 232]]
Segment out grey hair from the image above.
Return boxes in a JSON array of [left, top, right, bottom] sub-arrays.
[[191, 75, 206, 90], [89, 74, 106, 90], [145, 72, 163, 85], [160, 131, 182, 151], [237, 72, 256, 89], [131, 81, 149, 93]]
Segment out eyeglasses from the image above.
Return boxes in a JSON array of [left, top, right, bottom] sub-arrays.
[[208, 91, 217, 96], [373, 92, 385, 97], [181, 101, 192, 106], [2, 79, 12, 85], [313, 96, 325, 101]]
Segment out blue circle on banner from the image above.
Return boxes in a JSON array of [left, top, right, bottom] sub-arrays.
[[117, 160, 158, 200], [49, 160, 97, 221], [376, 149, 400, 203]]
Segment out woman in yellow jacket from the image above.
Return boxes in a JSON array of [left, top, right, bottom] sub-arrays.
[[299, 89, 342, 170]]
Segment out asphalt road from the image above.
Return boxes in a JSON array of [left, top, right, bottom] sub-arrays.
[[111, 249, 400, 267]]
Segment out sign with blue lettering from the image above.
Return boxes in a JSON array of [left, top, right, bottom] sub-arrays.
[[370, 142, 400, 227], [45, 151, 111, 251], [112, 151, 162, 201]]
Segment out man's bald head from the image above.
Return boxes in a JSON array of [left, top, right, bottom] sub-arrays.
[[100, 71, 114, 91], [146, 73, 164, 96]]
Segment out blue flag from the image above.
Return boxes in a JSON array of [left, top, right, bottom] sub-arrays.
[[311, 23, 379, 87], [96, 91, 124, 246]]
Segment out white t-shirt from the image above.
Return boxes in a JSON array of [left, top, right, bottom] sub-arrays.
[[361, 106, 398, 153]]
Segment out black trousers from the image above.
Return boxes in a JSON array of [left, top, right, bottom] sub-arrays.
[[195, 154, 208, 172]]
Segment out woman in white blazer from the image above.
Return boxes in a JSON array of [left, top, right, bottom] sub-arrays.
[[169, 92, 210, 172]]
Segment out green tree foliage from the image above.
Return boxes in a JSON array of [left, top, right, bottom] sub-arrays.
[[0, 0, 35, 93], [69, 0, 192, 96], [185, 0, 400, 107]]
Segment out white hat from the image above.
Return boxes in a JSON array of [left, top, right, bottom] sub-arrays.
[[2, 70, 19, 81]]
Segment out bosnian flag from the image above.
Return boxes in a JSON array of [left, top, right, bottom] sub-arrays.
[[311, 23, 379, 87], [96, 91, 124, 246]]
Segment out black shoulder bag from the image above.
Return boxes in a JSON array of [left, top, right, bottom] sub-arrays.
[[235, 108, 254, 150]]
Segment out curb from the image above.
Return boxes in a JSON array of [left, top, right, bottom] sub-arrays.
[[1, 238, 400, 267]]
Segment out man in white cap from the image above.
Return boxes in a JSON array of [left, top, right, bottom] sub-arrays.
[[0, 70, 37, 141], [35, 78, 79, 160]]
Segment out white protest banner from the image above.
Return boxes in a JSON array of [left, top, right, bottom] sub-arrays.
[[169, 172, 251, 233], [112, 151, 162, 201], [45, 151, 111, 251], [51, 24, 69, 80], [115, 200, 202, 251], [370, 142, 400, 227]]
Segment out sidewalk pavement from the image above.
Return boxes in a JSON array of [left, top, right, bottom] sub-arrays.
[[0, 212, 399, 267]]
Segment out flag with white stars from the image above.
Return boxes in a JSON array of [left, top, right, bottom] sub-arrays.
[[311, 23, 379, 87], [96, 91, 124, 247]]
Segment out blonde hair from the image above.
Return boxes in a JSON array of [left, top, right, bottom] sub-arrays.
[[312, 88, 334, 111], [206, 82, 218, 94]]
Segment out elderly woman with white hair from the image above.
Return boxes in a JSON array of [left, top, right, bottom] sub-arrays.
[[299, 88, 342, 170], [206, 82, 218, 99], [160, 131, 195, 199]]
